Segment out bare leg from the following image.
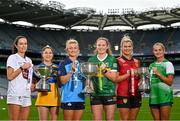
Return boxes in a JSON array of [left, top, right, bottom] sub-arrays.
[[129, 107, 140, 120], [91, 105, 103, 120], [49, 106, 59, 120], [119, 108, 130, 120], [73, 110, 84, 120], [20, 106, 30, 120], [63, 110, 74, 120], [160, 106, 171, 120], [150, 108, 160, 120], [8, 104, 21, 120], [104, 104, 116, 121], [38, 106, 49, 121]]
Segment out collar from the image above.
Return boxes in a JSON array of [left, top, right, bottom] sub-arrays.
[[97, 53, 108, 61], [121, 55, 133, 61]]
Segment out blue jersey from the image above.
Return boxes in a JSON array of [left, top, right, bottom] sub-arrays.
[[58, 57, 85, 102]]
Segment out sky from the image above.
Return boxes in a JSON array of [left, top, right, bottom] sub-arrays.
[[42, 0, 180, 14]]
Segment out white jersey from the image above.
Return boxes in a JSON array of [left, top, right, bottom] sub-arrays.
[[6, 53, 33, 97]]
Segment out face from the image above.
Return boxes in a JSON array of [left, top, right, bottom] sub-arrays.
[[42, 48, 53, 62], [96, 39, 108, 54], [16, 38, 28, 54], [153, 45, 165, 59], [66, 43, 79, 57], [121, 41, 133, 56]]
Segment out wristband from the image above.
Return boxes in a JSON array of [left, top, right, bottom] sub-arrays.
[[69, 71, 74, 75], [20, 66, 23, 71], [103, 69, 108, 74]]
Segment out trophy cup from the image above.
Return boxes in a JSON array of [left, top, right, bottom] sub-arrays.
[[138, 67, 150, 93], [33, 65, 51, 92], [80, 62, 98, 95]]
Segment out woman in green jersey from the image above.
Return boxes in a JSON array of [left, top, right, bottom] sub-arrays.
[[88, 37, 117, 120], [149, 42, 175, 120]]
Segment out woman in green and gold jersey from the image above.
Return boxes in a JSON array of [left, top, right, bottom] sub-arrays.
[[88, 37, 117, 120]]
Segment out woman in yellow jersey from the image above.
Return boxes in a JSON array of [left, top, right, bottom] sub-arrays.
[[31, 45, 60, 120]]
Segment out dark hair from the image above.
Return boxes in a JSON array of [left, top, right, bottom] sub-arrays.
[[12, 35, 27, 54]]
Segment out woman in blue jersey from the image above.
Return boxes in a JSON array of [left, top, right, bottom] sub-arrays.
[[6, 36, 33, 120], [58, 39, 85, 120], [149, 42, 175, 120], [31, 45, 60, 120]]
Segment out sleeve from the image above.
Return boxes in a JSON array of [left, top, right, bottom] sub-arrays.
[[116, 58, 120, 72], [111, 57, 117, 72], [6, 55, 17, 69], [166, 62, 175, 75], [58, 61, 67, 76]]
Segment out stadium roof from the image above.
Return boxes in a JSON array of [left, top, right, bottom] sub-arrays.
[[1, 0, 180, 30]]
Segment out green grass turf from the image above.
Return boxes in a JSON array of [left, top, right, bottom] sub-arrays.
[[0, 97, 180, 120]]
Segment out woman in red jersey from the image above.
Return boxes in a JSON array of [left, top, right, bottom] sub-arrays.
[[116, 34, 141, 120]]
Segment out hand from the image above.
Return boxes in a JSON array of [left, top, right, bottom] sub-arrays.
[[31, 83, 36, 92], [134, 69, 139, 76], [22, 62, 32, 70], [152, 67, 160, 76]]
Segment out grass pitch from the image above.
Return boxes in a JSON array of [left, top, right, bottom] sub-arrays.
[[0, 97, 180, 120]]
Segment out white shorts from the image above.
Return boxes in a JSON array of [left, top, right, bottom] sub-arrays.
[[7, 95, 32, 107]]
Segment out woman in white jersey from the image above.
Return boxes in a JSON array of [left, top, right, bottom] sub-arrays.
[[149, 42, 174, 120], [6, 35, 33, 120]]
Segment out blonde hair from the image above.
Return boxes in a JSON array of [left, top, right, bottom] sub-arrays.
[[120, 34, 133, 56], [94, 37, 112, 55], [65, 38, 79, 50], [153, 42, 165, 51]]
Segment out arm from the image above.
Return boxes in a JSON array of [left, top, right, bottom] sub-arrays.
[[116, 71, 130, 83], [152, 68, 174, 86], [103, 70, 117, 82], [59, 71, 74, 84], [7, 62, 31, 81], [7, 66, 22, 81], [59, 62, 76, 84]]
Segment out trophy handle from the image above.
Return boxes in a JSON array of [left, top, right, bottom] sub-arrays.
[[33, 66, 41, 78]]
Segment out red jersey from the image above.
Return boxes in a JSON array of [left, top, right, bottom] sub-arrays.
[[117, 56, 140, 97]]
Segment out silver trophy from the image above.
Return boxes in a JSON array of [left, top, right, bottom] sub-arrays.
[[33, 65, 51, 92], [138, 67, 150, 93], [81, 62, 98, 95]]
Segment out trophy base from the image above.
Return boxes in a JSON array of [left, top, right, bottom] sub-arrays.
[[35, 84, 51, 92], [82, 86, 94, 96], [138, 89, 150, 93]]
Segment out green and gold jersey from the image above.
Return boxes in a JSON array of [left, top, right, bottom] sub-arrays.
[[88, 54, 117, 96], [149, 59, 174, 105]]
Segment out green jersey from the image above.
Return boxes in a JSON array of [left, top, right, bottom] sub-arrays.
[[88, 54, 117, 96], [149, 59, 174, 105]]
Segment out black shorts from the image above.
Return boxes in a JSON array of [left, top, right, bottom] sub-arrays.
[[149, 102, 173, 109], [90, 96, 116, 105], [117, 96, 142, 108], [61, 102, 85, 110]]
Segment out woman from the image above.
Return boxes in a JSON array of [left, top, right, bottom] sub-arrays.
[[149, 42, 174, 120], [88, 37, 117, 121], [32, 45, 60, 120], [116, 35, 141, 120], [6, 35, 33, 120], [58, 39, 85, 120]]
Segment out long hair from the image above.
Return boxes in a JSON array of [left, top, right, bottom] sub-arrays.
[[93, 37, 112, 55], [12, 35, 27, 54], [120, 34, 133, 56]]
